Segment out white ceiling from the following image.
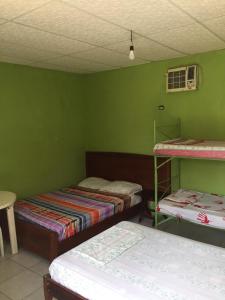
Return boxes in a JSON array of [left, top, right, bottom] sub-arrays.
[[0, 0, 225, 74]]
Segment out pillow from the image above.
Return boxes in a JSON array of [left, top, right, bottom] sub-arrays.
[[100, 181, 142, 196], [78, 177, 111, 189]]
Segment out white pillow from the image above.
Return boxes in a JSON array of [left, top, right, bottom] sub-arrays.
[[78, 177, 110, 189], [100, 180, 142, 195]]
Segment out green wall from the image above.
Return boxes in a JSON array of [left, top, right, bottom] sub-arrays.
[[84, 49, 225, 195], [0, 62, 85, 197], [2, 48, 225, 198]]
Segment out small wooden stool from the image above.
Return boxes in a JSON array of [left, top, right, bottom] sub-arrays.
[[0, 191, 18, 256]]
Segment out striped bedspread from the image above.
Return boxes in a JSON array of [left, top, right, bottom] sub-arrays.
[[15, 186, 131, 241]]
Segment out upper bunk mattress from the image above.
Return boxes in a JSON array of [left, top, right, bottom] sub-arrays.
[[154, 138, 225, 159], [49, 221, 225, 300], [14, 186, 134, 241], [158, 189, 225, 229]]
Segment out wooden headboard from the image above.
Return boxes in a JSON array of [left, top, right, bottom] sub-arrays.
[[86, 151, 170, 191]]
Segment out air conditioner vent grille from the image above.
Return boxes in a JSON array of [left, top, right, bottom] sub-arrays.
[[167, 65, 197, 93]]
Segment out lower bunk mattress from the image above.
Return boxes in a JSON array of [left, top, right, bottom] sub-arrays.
[[49, 221, 225, 300], [158, 189, 225, 229], [15, 186, 140, 241]]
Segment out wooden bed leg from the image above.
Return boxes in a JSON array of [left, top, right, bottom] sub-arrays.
[[43, 274, 53, 300], [49, 231, 59, 262]]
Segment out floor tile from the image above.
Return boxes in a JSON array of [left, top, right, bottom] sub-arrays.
[[0, 270, 42, 300], [23, 287, 45, 300], [10, 249, 42, 268], [130, 215, 153, 227], [131, 215, 225, 249], [159, 219, 225, 248], [0, 292, 10, 300], [0, 259, 26, 283], [0, 243, 12, 261], [29, 259, 50, 276]]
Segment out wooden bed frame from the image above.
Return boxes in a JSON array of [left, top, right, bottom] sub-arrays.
[[40, 151, 170, 300], [44, 274, 88, 300], [7, 151, 170, 262]]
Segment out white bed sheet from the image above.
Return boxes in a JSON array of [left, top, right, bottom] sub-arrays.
[[49, 221, 225, 300], [158, 189, 225, 229]]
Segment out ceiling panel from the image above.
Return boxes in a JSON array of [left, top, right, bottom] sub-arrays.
[[105, 37, 185, 61], [41, 55, 114, 73], [170, 0, 225, 21], [0, 54, 32, 65], [0, 22, 94, 55], [63, 0, 194, 35], [0, 40, 61, 61], [16, 0, 129, 46], [72, 47, 147, 67], [0, 1, 225, 74], [0, 18, 7, 25], [0, 0, 49, 20], [149, 24, 225, 54], [27, 61, 88, 74], [204, 16, 225, 40]]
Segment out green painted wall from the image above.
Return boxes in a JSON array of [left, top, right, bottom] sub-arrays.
[[2, 48, 225, 198], [0, 62, 85, 198], [84, 49, 225, 195]]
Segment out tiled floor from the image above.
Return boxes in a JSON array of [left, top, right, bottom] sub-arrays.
[[0, 216, 224, 300], [0, 244, 48, 300], [134, 215, 225, 248]]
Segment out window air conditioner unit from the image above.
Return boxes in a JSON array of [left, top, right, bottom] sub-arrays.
[[166, 65, 198, 93]]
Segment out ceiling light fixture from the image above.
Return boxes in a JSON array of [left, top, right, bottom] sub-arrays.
[[129, 30, 135, 60]]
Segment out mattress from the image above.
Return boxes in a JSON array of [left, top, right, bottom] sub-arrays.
[[158, 189, 225, 229], [49, 221, 225, 300], [15, 186, 135, 241], [154, 138, 225, 159]]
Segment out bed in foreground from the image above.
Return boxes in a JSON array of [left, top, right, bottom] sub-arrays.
[[44, 221, 225, 300]]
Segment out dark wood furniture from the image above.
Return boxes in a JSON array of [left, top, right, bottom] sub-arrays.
[[10, 152, 170, 261], [44, 274, 87, 300], [42, 151, 170, 300]]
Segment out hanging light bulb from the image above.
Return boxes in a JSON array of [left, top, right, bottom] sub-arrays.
[[129, 30, 135, 60], [129, 45, 135, 60]]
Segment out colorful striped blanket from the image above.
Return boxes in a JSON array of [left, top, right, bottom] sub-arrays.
[[15, 186, 131, 241]]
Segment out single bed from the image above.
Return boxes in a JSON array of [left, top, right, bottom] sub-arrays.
[[44, 221, 225, 300], [158, 189, 225, 229], [154, 138, 225, 159], [12, 152, 170, 261]]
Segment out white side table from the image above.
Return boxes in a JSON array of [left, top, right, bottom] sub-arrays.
[[0, 191, 18, 255]]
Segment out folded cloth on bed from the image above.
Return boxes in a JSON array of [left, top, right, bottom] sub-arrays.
[[14, 186, 131, 241], [73, 225, 144, 265], [164, 189, 202, 204]]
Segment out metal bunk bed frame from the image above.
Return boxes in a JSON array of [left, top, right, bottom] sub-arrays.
[[153, 118, 225, 229], [154, 118, 181, 227]]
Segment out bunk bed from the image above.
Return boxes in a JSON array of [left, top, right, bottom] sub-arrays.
[[9, 151, 170, 261], [153, 119, 225, 229]]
